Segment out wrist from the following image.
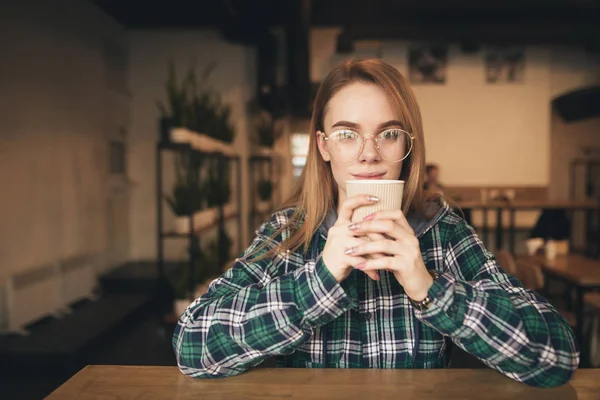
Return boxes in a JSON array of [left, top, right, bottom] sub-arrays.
[[406, 269, 438, 302], [322, 255, 347, 283]]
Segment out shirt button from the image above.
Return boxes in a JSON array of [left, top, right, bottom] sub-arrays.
[[364, 312, 372, 321]]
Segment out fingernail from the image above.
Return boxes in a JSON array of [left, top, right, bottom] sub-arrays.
[[348, 223, 360, 231], [363, 214, 374, 221], [355, 262, 366, 269], [344, 247, 355, 255], [368, 196, 379, 202], [373, 272, 380, 281]]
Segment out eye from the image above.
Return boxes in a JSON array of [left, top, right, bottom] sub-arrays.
[[379, 129, 402, 141], [332, 130, 359, 141]]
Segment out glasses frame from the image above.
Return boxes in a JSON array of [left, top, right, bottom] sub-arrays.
[[318, 128, 415, 163]]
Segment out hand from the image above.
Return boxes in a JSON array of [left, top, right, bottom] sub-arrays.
[[345, 210, 434, 301], [322, 194, 382, 283]]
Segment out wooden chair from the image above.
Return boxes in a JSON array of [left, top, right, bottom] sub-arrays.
[[515, 260, 576, 327], [494, 250, 517, 277], [585, 292, 600, 367], [515, 260, 544, 291]]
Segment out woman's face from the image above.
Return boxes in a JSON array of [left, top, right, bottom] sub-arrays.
[[317, 82, 405, 203]]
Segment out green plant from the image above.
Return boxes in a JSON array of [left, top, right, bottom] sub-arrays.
[[255, 110, 282, 148], [165, 158, 204, 216], [214, 103, 235, 143], [172, 263, 191, 300], [257, 180, 273, 201], [204, 165, 231, 207], [187, 63, 236, 143], [189, 62, 218, 134], [156, 61, 194, 127], [203, 231, 233, 276], [156, 60, 236, 145]]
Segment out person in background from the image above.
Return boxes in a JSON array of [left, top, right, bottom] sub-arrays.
[[423, 163, 444, 194], [173, 59, 578, 387], [423, 164, 471, 225]]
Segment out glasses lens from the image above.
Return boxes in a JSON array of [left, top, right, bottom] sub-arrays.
[[327, 130, 362, 162], [376, 129, 412, 162]]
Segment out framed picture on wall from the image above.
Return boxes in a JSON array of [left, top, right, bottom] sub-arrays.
[[408, 44, 448, 84], [485, 46, 525, 83]]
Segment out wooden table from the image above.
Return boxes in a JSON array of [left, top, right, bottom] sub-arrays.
[[519, 254, 600, 366], [540, 255, 600, 350], [456, 200, 598, 253], [45, 365, 599, 399]]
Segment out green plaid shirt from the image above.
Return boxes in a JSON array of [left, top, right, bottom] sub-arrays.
[[173, 205, 579, 387]]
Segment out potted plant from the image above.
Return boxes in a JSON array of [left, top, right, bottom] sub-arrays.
[[256, 179, 273, 213], [204, 231, 233, 275], [165, 158, 207, 233], [172, 263, 192, 316], [214, 102, 235, 144], [157, 61, 194, 142], [254, 109, 282, 150], [157, 61, 237, 155], [257, 179, 273, 201], [205, 165, 231, 208]]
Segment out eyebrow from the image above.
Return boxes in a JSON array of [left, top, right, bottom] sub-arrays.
[[331, 120, 404, 130]]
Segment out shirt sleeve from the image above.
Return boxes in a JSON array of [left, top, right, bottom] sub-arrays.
[[172, 216, 356, 378], [414, 219, 579, 388]]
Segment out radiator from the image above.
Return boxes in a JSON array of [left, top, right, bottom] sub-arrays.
[[4, 263, 62, 335], [2, 255, 98, 335], [60, 254, 98, 310]]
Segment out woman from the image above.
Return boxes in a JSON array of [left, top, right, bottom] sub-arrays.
[[173, 59, 578, 387]]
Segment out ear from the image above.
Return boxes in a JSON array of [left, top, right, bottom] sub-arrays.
[[316, 130, 331, 162]]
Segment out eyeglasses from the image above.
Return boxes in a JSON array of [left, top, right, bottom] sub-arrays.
[[318, 128, 414, 163]]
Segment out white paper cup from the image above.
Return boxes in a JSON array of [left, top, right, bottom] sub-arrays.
[[346, 180, 405, 223], [545, 240, 558, 260], [525, 238, 544, 256]]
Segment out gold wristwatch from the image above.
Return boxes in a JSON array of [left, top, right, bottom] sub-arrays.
[[409, 270, 440, 311]]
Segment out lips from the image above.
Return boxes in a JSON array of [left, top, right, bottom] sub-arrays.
[[352, 172, 386, 180]]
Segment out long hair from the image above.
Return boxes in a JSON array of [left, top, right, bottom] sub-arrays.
[[249, 59, 430, 261]]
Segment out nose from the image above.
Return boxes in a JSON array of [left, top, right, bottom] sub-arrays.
[[358, 136, 380, 163]]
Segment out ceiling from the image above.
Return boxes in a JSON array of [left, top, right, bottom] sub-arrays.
[[90, 0, 599, 117], [92, 0, 599, 46]]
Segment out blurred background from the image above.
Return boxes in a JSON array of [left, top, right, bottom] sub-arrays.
[[1, 0, 599, 398]]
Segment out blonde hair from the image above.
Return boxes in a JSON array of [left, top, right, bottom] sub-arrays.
[[250, 59, 430, 261]]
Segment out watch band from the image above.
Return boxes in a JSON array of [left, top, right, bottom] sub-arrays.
[[409, 269, 440, 311]]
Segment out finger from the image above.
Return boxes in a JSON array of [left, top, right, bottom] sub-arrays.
[[366, 233, 387, 259], [356, 256, 401, 272], [364, 210, 415, 235], [346, 255, 368, 267], [349, 239, 400, 257], [336, 194, 379, 224], [363, 270, 380, 281], [367, 232, 385, 242], [345, 255, 379, 280], [367, 210, 414, 235], [349, 220, 406, 241], [394, 209, 415, 235]]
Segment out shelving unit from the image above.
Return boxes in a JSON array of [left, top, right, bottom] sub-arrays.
[[156, 119, 242, 301], [570, 158, 600, 257], [248, 152, 277, 237]]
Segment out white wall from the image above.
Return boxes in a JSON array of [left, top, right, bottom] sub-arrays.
[[548, 47, 600, 201], [0, 0, 129, 327], [310, 28, 600, 191], [128, 31, 256, 261]]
